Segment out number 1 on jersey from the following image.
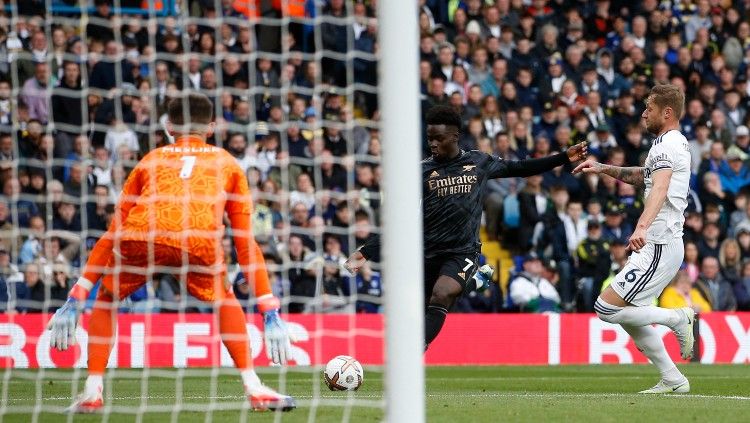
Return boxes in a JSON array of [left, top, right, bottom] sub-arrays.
[[180, 155, 197, 179]]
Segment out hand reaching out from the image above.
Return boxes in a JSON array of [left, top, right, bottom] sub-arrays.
[[344, 251, 367, 274], [566, 142, 588, 163], [572, 158, 605, 175]]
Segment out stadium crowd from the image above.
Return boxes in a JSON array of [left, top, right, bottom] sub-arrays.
[[1, 0, 750, 316]]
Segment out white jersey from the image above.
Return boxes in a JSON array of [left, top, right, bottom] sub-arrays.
[[643, 129, 691, 243]]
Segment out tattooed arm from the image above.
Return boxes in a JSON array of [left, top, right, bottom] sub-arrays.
[[573, 160, 646, 190]]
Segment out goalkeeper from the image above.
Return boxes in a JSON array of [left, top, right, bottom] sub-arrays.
[[47, 93, 296, 412], [346, 105, 588, 350]]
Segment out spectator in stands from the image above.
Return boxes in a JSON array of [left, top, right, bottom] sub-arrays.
[[536, 185, 573, 308], [87, 0, 115, 42], [660, 270, 711, 313], [699, 142, 727, 176], [285, 234, 319, 313], [7, 0, 750, 319], [700, 172, 734, 217], [518, 174, 547, 252], [321, 234, 351, 312], [0, 245, 24, 312], [601, 203, 632, 244], [51, 61, 83, 157], [508, 253, 560, 313], [48, 259, 72, 311], [89, 40, 135, 90], [719, 147, 750, 195], [698, 221, 722, 259], [22, 260, 46, 312], [576, 220, 611, 312], [0, 198, 16, 252], [355, 262, 382, 313], [20, 61, 49, 124], [734, 259, 750, 311], [719, 238, 742, 284], [696, 256, 737, 311], [87, 185, 111, 234], [289, 173, 315, 212], [320, 150, 347, 192], [683, 241, 701, 283]]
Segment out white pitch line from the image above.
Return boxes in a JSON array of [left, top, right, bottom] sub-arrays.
[[6, 374, 748, 383], [6, 392, 750, 403]]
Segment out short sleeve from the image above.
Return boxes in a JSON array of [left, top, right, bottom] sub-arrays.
[[649, 140, 675, 173]]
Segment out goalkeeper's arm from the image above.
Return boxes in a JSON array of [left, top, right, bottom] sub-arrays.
[[228, 212, 293, 364]]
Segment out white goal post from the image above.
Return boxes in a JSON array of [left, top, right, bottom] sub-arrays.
[[378, 1, 425, 422]]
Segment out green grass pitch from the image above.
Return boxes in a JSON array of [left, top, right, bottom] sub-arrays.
[[3, 365, 750, 422]]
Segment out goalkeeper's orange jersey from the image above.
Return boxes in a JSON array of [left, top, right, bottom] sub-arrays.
[[82, 135, 271, 297], [116, 136, 247, 255]]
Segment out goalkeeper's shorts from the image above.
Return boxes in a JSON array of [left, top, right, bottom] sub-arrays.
[[101, 240, 230, 302]]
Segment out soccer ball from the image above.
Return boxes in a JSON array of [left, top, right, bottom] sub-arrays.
[[323, 355, 364, 391]]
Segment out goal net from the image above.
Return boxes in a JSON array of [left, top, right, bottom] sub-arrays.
[[0, 0, 422, 420]]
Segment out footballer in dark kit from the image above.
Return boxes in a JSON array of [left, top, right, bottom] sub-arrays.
[[346, 105, 588, 349]]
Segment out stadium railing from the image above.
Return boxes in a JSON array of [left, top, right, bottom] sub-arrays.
[[3, 0, 176, 16]]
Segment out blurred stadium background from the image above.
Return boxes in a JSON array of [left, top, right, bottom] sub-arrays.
[[1, 0, 750, 421]]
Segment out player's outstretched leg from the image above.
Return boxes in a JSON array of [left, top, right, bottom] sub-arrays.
[[595, 286, 694, 394], [217, 290, 296, 412], [424, 276, 463, 350], [595, 297, 695, 359], [67, 289, 116, 413], [620, 324, 690, 393]]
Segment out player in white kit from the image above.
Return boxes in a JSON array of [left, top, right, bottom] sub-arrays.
[[573, 84, 695, 394]]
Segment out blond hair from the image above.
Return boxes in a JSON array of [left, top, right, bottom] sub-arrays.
[[648, 84, 685, 120]]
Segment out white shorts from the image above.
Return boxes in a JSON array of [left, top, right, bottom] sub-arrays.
[[611, 239, 684, 306]]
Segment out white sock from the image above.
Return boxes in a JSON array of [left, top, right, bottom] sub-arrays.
[[596, 299, 681, 328], [241, 369, 263, 391], [84, 375, 103, 397], [621, 324, 685, 385]]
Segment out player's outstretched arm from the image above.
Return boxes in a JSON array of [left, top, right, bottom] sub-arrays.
[[344, 251, 367, 274], [573, 159, 646, 189], [345, 234, 380, 274], [229, 212, 294, 365], [493, 142, 588, 178], [628, 168, 672, 252]]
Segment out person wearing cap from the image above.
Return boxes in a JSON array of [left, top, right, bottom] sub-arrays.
[[508, 253, 561, 312], [601, 202, 633, 244], [580, 63, 609, 102], [532, 100, 558, 138], [576, 219, 611, 311], [735, 125, 750, 153], [718, 145, 750, 195], [464, 19, 482, 45], [539, 52, 568, 96], [586, 121, 617, 158]]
